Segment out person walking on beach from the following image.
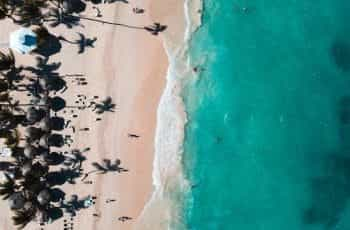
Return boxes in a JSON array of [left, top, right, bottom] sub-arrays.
[[92, 6, 102, 17], [128, 133, 140, 138], [132, 7, 144, 14], [118, 216, 132, 222], [81, 173, 89, 181], [106, 199, 116, 203]]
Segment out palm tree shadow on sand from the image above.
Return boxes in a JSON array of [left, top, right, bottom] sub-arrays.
[[92, 96, 116, 114], [58, 33, 97, 54], [82, 158, 128, 180]]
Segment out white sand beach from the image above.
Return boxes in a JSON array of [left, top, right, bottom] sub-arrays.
[[0, 0, 185, 229]]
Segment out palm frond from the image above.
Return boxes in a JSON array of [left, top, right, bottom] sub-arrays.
[[12, 208, 37, 229], [0, 175, 16, 200], [0, 49, 15, 71]]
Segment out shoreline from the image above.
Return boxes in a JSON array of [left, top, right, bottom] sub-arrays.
[[136, 0, 203, 228]]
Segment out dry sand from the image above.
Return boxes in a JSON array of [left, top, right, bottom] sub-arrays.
[[0, 0, 185, 229]]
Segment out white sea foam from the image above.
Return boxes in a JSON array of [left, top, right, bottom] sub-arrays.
[[135, 0, 202, 229]]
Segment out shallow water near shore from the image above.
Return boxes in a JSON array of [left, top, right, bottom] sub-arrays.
[[182, 0, 350, 229]]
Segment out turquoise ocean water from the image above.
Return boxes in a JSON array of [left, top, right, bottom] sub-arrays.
[[182, 0, 350, 229]]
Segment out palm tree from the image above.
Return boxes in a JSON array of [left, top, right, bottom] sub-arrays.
[[0, 0, 17, 21], [29, 162, 49, 179], [0, 174, 17, 200], [4, 129, 20, 148], [36, 208, 49, 224], [0, 92, 10, 103], [0, 79, 9, 93], [25, 107, 42, 124], [93, 96, 115, 114], [61, 0, 85, 14], [15, 0, 47, 26], [44, 6, 144, 30], [25, 126, 44, 142], [0, 108, 14, 129], [0, 66, 25, 90], [0, 49, 15, 72], [0, 1, 9, 20], [45, 7, 80, 28], [9, 192, 25, 210], [12, 207, 37, 229]]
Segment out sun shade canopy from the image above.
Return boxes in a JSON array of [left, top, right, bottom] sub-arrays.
[[10, 28, 37, 54]]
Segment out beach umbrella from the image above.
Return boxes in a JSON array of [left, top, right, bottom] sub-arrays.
[[83, 196, 93, 208], [9, 28, 37, 54]]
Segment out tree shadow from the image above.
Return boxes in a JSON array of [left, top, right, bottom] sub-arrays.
[[63, 149, 86, 170], [33, 33, 62, 58], [25, 126, 46, 142], [45, 152, 65, 165], [105, 0, 129, 3], [48, 116, 65, 131], [93, 96, 116, 114], [88, 158, 128, 175], [62, 0, 86, 14], [40, 76, 67, 92], [144, 23, 167, 36], [25, 107, 47, 125], [25, 56, 61, 78], [47, 207, 63, 221], [50, 188, 66, 203], [59, 194, 93, 216], [0, 161, 15, 170], [59, 33, 97, 54], [46, 168, 82, 186], [76, 33, 97, 54], [48, 134, 65, 147], [49, 96, 66, 112]]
